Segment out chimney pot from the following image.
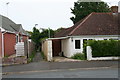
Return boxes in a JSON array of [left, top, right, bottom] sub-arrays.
[[111, 6, 118, 13]]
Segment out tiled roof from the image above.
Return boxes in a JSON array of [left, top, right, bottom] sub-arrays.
[[54, 18, 84, 37], [54, 12, 119, 38], [0, 15, 28, 35]]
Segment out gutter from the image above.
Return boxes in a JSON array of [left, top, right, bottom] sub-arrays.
[[68, 35, 120, 38], [41, 37, 69, 43], [47, 36, 69, 40], [44, 35, 119, 41]]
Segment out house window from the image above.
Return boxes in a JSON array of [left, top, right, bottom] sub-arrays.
[[104, 39, 107, 40], [75, 40, 81, 49], [16, 35, 18, 43], [89, 39, 93, 40], [20, 36, 23, 42]]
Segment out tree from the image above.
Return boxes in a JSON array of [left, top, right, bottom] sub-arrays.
[[40, 28, 55, 40], [26, 31, 33, 39], [55, 27, 65, 33], [39, 28, 55, 51], [31, 27, 55, 51], [31, 27, 40, 50], [70, 0, 111, 24]]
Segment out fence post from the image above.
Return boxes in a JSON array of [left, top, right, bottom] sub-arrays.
[[87, 46, 92, 61]]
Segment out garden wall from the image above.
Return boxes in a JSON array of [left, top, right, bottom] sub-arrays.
[[86, 40, 120, 60], [42, 40, 52, 61]]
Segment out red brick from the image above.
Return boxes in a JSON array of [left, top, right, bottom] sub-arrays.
[[23, 35, 28, 42], [4, 33, 16, 56]]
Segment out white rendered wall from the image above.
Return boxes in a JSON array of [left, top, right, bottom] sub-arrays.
[[61, 38, 72, 57], [86, 46, 119, 61], [47, 40, 53, 61], [71, 38, 83, 56], [62, 36, 118, 58], [42, 40, 53, 61]]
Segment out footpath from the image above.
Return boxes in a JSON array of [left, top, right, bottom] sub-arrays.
[[33, 52, 43, 62]]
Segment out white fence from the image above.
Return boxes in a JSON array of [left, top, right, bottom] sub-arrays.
[[15, 40, 35, 57], [15, 42, 25, 57], [86, 46, 119, 61]]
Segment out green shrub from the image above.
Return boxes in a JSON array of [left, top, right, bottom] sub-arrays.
[[88, 40, 120, 57], [4, 54, 9, 58], [41, 52, 45, 59], [71, 53, 86, 60], [28, 51, 36, 62], [83, 39, 88, 59]]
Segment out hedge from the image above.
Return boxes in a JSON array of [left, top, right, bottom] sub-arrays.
[[88, 40, 120, 57], [83, 39, 87, 59]]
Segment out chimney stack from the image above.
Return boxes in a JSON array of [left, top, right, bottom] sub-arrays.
[[111, 6, 118, 13]]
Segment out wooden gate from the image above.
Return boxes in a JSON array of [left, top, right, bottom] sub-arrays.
[[52, 39, 61, 57]]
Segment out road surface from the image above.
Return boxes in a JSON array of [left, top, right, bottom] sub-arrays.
[[2, 67, 118, 78], [1, 61, 119, 78]]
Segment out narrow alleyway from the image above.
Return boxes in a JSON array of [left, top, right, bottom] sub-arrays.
[[33, 52, 43, 62]]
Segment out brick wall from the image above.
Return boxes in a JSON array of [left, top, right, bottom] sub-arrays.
[[23, 35, 28, 42], [4, 33, 16, 56], [19, 34, 28, 42]]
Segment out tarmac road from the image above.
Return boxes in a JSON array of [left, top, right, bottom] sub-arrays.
[[2, 61, 118, 73], [1, 60, 119, 79], [2, 67, 118, 78]]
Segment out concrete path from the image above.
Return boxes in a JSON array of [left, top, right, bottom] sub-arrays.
[[53, 57, 82, 62], [32, 52, 43, 62]]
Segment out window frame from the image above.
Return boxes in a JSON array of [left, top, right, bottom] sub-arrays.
[[16, 35, 19, 43], [75, 40, 81, 49]]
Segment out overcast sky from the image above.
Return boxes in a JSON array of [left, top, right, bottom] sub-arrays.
[[0, 0, 119, 31]]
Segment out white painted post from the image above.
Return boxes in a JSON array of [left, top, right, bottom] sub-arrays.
[[87, 46, 92, 61], [47, 40, 52, 61]]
